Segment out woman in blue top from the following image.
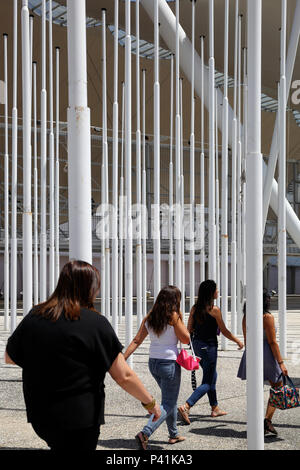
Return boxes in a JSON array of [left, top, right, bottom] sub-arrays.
[[178, 280, 244, 425]]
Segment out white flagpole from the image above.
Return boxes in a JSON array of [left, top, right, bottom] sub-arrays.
[[237, 14, 243, 333], [278, 0, 287, 358], [112, 0, 119, 333], [189, 0, 196, 310], [119, 82, 125, 324], [221, 0, 229, 350], [136, 0, 143, 328], [180, 78, 185, 312], [21, 0, 33, 316], [101, 11, 106, 318], [208, 0, 216, 280], [242, 46, 247, 302], [11, 0, 18, 332], [200, 35, 205, 283], [142, 70, 148, 318], [33, 62, 39, 305], [169, 55, 174, 286], [55, 47, 60, 283], [125, 0, 133, 367], [40, 0, 47, 301], [153, 0, 161, 299], [3, 33, 9, 330], [231, 0, 239, 335], [215, 88, 220, 308], [49, 0, 55, 295], [246, 0, 264, 450]]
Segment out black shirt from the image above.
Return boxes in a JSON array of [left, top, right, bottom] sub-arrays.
[[6, 307, 123, 430], [193, 312, 218, 345]]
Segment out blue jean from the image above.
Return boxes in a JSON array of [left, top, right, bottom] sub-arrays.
[[186, 339, 218, 408], [142, 358, 181, 439]]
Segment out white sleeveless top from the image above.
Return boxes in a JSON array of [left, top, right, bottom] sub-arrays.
[[145, 321, 179, 360]]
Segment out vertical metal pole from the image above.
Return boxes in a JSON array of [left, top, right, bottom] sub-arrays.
[[278, 0, 287, 358], [11, 0, 18, 332], [55, 47, 60, 283], [231, 0, 239, 335], [136, 0, 143, 328], [169, 55, 174, 286], [112, 0, 119, 332], [119, 82, 125, 324], [3, 33, 9, 330], [200, 35, 205, 283], [22, 0, 33, 316], [180, 78, 185, 312], [189, 0, 196, 310], [242, 46, 247, 303], [67, 0, 92, 263], [125, 0, 133, 367], [153, 0, 161, 299], [40, 0, 47, 301], [142, 70, 147, 318], [33, 62, 39, 305], [221, 0, 229, 350], [215, 88, 220, 307], [246, 0, 264, 450], [208, 0, 216, 280], [237, 14, 243, 333], [49, 0, 55, 294]]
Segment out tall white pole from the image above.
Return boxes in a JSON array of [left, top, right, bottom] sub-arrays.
[[208, 0, 216, 280], [33, 62, 39, 305], [102, 9, 110, 320], [175, 0, 182, 295], [153, 0, 161, 299], [142, 70, 147, 318], [169, 55, 174, 286], [67, 0, 92, 263], [40, 0, 47, 301], [246, 0, 264, 450], [221, 0, 229, 350], [215, 88, 220, 308], [200, 35, 205, 283], [49, 0, 55, 294], [242, 46, 247, 301], [112, 0, 119, 333], [189, 0, 195, 310], [119, 82, 125, 325], [180, 78, 185, 313], [231, 0, 239, 335], [125, 0, 133, 367], [3, 33, 9, 330], [22, 0, 33, 316], [11, 0, 18, 332], [278, 0, 287, 358], [136, 0, 143, 328], [55, 47, 60, 283]]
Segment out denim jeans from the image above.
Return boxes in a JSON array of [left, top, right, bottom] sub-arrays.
[[142, 358, 181, 439], [186, 339, 218, 408]]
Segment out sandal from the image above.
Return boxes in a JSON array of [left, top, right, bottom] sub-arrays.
[[178, 405, 191, 425], [135, 431, 149, 450], [168, 435, 186, 445], [264, 418, 278, 436]]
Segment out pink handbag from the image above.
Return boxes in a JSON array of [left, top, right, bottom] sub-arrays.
[[176, 342, 201, 371]]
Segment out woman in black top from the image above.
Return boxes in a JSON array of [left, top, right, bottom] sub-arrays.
[[178, 280, 243, 424], [5, 260, 160, 451]]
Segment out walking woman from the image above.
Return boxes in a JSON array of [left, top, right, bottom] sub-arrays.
[[178, 280, 244, 424], [124, 286, 190, 449], [5, 260, 160, 451], [237, 290, 289, 436]]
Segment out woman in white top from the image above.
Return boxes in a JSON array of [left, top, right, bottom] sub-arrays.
[[124, 286, 190, 450]]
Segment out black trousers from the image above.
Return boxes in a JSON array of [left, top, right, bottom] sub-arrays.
[[31, 422, 101, 451]]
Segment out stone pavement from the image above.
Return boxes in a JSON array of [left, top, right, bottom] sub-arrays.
[[0, 311, 299, 451]]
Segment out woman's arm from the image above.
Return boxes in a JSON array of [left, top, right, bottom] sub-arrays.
[[123, 318, 148, 360], [210, 307, 244, 349], [171, 312, 190, 344], [109, 352, 161, 421], [4, 351, 16, 365], [264, 314, 288, 376]]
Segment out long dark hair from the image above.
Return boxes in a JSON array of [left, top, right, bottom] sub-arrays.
[[35, 260, 101, 321], [193, 280, 217, 327], [147, 286, 181, 336], [243, 289, 271, 316]]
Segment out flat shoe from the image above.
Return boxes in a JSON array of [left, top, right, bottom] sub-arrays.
[[178, 406, 191, 425], [168, 435, 186, 445], [211, 409, 227, 417], [135, 431, 148, 450]]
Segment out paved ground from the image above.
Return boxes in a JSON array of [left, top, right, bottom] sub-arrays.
[[0, 311, 299, 451]]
